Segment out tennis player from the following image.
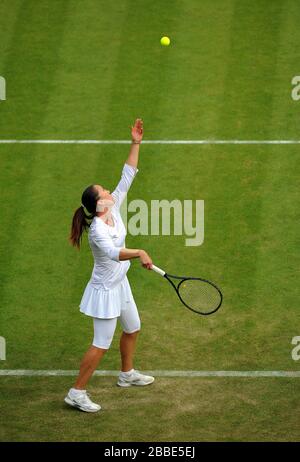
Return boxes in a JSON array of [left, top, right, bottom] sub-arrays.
[[65, 119, 154, 413]]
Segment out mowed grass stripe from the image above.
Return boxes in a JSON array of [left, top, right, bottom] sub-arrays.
[[0, 1, 21, 69], [246, 3, 300, 354], [218, 0, 284, 139], [262, 0, 300, 139], [0, 1, 70, 289], [0, 0, 71, 238], [35, 1, 130, 139], [229, 2, 300, 360], [93, 0, 184, 143], [154, 0, 235, 139], [246, 147, 300, 359], [0, 3, 77, 366], [208, 2, 288, 347], [217, 0, 285, 255], [0, 1, 67, 248], [0, 0, 71, 137]]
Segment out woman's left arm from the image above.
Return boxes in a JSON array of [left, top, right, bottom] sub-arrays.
[[111, 119, 143, 208], [126, 118, 143, 168]]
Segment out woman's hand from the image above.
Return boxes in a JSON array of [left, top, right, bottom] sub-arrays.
[[139, 249, 152, 270], [130, 118, 144, 143]]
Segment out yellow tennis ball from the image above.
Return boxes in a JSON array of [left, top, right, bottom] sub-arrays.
[[160, 36, 170, 46]]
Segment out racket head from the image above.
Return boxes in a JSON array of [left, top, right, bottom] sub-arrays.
[[175, 277, 223, 315]]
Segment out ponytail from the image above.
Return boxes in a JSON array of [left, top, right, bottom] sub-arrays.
[[69, 185, 99, 250]]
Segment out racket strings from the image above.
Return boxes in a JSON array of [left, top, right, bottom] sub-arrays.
[[178, 279, 221, 313]]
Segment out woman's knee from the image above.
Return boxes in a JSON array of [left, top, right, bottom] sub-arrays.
[[121, 315, 141, 335], [123, 328, 140, 336], [92, 339, 113, 350], [91, 344, 109, 353]]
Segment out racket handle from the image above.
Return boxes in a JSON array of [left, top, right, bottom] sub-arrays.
[[151, 264, 166, 277]]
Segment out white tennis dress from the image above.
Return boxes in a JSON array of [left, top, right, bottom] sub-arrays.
[[79, 163, 138, 319]]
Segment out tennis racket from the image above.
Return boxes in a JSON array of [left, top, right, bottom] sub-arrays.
[[151, 264, 223, 315]]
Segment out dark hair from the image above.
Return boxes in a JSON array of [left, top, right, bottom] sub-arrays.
[[69, 185, 99, 250]]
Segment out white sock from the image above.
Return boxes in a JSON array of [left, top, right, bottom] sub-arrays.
[[70, 388, 86, 396], [120, 369, 134, 376]]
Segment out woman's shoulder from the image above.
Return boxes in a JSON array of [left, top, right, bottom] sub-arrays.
[[89, 217, 107, 234]]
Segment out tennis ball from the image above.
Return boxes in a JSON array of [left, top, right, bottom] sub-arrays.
[[160, 36, 170, 46]]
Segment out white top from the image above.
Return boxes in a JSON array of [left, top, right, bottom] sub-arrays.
[[88, 163, 138, 290]]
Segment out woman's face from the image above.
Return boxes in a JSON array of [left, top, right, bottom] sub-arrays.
[[94, 185, 113, 202]]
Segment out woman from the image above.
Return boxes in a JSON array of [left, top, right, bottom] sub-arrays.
[[66, 118, 154, 413]]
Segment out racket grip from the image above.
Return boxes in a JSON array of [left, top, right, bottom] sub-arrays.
[[151, 264, 166, 277]]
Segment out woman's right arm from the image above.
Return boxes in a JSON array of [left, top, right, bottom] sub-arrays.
[[92, 232, 152, 269], [119, 248, 152, 270]]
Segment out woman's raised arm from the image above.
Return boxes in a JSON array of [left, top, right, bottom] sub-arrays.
[[126, 118, 143, 168], [111, 119, 144, 209]]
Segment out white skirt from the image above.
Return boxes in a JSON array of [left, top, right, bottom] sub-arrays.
[[79, 276, 137, 319]]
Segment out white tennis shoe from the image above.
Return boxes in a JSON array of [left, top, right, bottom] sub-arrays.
[[64, 390, 101, 413], [117, 369, 155, 387]]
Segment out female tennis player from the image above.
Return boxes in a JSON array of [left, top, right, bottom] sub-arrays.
[[65, 119, 154, 413]]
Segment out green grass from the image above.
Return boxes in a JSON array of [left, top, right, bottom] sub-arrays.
[[0, 377, 300, 442], [0, 0, 300, 442]]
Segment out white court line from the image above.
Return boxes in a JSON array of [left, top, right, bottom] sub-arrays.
[[0, 370, 299, 377], [0, 139, 300, 144]]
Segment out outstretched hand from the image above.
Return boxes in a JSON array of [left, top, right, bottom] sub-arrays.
[[130, 118, 144, 143]]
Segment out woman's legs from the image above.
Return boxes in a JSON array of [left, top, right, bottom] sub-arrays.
[[73, 317, 118, 389], [74, 345, 107, 389], [119, 300, 141, 372], [118, 327, 154, 387], [72, 300, 143, 389], [119, 331, 139, 372]]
